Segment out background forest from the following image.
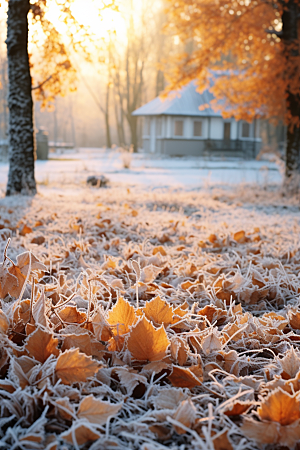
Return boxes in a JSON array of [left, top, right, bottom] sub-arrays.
[[0, 0, 183, 150]]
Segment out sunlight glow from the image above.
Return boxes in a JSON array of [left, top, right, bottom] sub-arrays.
[[45, 0, 127, 43]]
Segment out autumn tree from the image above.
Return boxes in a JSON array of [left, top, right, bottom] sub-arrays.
[[4, 0, 114, 195], [165, 0, 300, 180]]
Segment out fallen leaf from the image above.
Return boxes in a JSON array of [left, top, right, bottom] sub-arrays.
[[92, 307, 113, 341], [212, 429, 233, 450], [170, 337, 188, 366], [107, 296, 136, 335], [60, 422, 101, 446], [201, 331, 222, 355], [168, 365, 203, 389], [127, 316, 170, 362], [173, 398, 197, 434], [58, 306, 87, 324], [279, 347, 300, 379], [241, 389, 300, 447], [56, 397, 75, 420], [223, 401, 252, 416], [56, 348, 100, 385], [143, 295, 173, 326], [62, 332, 92, 355], [78, 395, 122, 424], [154, 388, 187, 410], [19, 224, 33, 236], [141, 264, 162, 283], [32, 290, 48, 327], [257, 388, 300, 425], [0, 310, 9, 334], [25, 327, 59, 363]]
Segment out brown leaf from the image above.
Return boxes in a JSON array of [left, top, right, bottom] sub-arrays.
[[198, 305, 227, 324], [241, 418, 280, 445], [58, 306, 87, 324], [153, 246, 167, 256], [170, 337, 188, 366], [223, 401, 252, 416], [92, 307, 113, 341], [61, 422, 101, 446], [257, 388, 300, 425], [0, 264, 20, 299], [62, 332, 92, 355], [141, 264, 162, 283], [173, 398, 197, 434], [32, 290, 47, 327], [25, 327, 59, 363], [168, 365, 203, 389], [201, 331, 222, 355], [7, 264, 25, 298], [13, 299, 30, 324], [56, 348, 100, 385], [77, 395, 122, 424], [143, 295, 173, 326], [279, 347, 300, 379], [154, 388, 187, 410], [31, 236, 45, 245], [56, 397, 75, 420], [127, 316, 170, 362], [16, 251, 46, 276], [212, 429, 233, 450], [0, 310, 9, 334], [289, 309, 300, 329], [19, 224, 33, 236]]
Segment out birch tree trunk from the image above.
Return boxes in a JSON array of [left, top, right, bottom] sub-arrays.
[[6, 0, 36, 195]]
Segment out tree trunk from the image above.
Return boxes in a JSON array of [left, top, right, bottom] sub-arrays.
[[105, 84, 112, 148], [128, 115, 138, 152], [6, 0, 36, 195], [281, 0, 300, 178]]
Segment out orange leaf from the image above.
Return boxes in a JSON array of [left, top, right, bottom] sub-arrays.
[[107, 296, 136, 335], [257, 388, 300, 426], [127, 316, 170, 362], [62, 332, 92, 355], [0, 310, 9, 334], [19, 224, 33, 236], [25, 327, 59, 363], [173, 398, 197, 434], [78, 395, 122, 425], [168, 365, 203, 389], [58, 306, 87, 324], [56, 348, 100, 385], [92, 307, 113, 341], [61, 422, 101, 446], [170, 337, 188, 366], [143, 296, 173, 326], [223, 401, 252, 416]]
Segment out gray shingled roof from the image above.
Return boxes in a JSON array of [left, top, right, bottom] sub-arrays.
[[132, 81, 223, 117]]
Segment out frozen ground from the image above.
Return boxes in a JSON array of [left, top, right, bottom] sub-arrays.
[[0, 148, 283, 192], [0, 179, 299, 449]]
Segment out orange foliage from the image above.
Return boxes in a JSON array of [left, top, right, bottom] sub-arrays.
[[165, 0, 299, 124]]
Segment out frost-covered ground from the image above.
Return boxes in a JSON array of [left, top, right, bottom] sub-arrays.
[[0, 149, 283, 191], [0, 158, 299, 450]]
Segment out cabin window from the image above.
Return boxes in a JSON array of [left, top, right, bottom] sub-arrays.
[[156, 117, 162, 136], [224, 122, 231, 140], [242, 122, 250, 138], [193, 121, 202, 137], [174, 120, 184, 136]]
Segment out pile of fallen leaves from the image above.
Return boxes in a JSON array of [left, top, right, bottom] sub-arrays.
[[0, 186, 300, 449]]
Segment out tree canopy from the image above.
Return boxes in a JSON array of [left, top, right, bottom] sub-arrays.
[[166, 0, 291, 121]]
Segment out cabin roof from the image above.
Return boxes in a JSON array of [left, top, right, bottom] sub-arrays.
[[132, 81, 223, 118]]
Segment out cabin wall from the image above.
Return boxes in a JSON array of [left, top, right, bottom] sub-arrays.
[[141, 115, 261, 157]]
